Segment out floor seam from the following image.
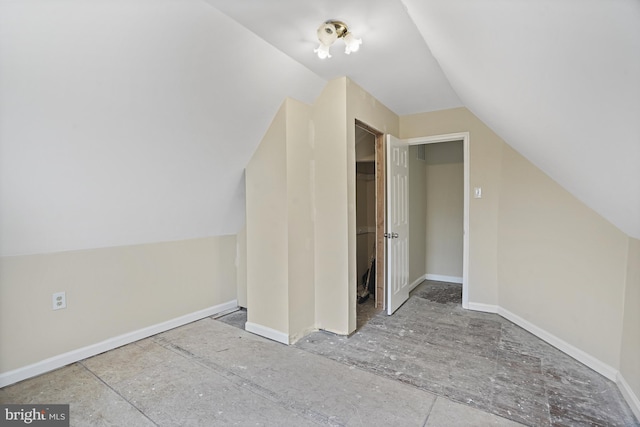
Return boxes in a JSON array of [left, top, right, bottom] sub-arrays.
[[152, 336, 343, 426], [421, 396, 438, 427], [77, 361, 160, 427]]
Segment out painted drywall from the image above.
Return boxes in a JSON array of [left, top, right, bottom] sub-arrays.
[[243, 78, 398, 340], [245, 103, 289, 336], [497, 144, 627, 369], [0, 0, 324, 257], [401, 107, 502, 305], [236, 226, 247, 309], [425, 142, 464, 279], [0, 235, 237, 374], [285, 98, 316, 343], [312, 79, 350, 334], [408, 146, 427, 285], [621, 238, 640, 409], [244, 98, 316, 343]]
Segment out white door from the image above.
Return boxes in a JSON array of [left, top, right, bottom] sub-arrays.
[[386, 135, 410, 315]]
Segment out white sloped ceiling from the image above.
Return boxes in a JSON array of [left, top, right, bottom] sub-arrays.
[[0, 0, 325, 256], [205, 0, 640, 238], [2, 0, 638, 257], [402, 0, 640, 238]]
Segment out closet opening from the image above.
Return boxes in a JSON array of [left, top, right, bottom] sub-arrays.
[[355, 121, 384, 329]]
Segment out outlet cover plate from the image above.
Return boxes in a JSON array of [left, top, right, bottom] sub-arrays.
[[53, 292, 66, 310]]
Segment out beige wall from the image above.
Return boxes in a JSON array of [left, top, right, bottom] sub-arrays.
[[285, 98, 316, 342], [401, 107, 502, 305], [312, 79, 350, 334], [497, 144, 627, 368], [245, 102, 289, 335], [0, 235, 237, 374], [244, 98, 316, 342], [621, 238, 640, 408], [245, 78, 398, 339], [236, 225, 247, 308], [409, 146, 427, 285], [425, 142, 464, 279]]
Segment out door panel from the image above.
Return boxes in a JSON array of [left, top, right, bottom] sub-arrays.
[[386, 135, 410, 315]]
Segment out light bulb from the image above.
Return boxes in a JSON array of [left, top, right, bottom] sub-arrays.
[[343, 32, 362, 54], [314, 44, 332, 59]]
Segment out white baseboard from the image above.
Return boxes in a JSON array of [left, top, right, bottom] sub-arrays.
[[467, 301, 617, 381], [0, 300, 238, 388], [245, 322, 289, 345], [409, 274, 427, 291], [425, 274, 463, 284], [409, 274, 463, 290], [617, 372, 640, 421], [497, 306, 618, 381], [467, 302, 498, 313], [470, 301, 640, 415]]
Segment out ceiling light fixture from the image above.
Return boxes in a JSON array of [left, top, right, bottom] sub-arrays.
[[314, 20, 362, 59]]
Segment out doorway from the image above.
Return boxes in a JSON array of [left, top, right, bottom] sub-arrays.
[[378, 133, 470, 317], [350, 129, 470, 329], [408, 140, 465, 295], [355, 122, 384, 329], [403, 133, 470, 309]]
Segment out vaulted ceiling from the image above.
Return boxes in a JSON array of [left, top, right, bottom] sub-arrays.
[[1, 0, 638, 256], [204, 0, 640, 239]]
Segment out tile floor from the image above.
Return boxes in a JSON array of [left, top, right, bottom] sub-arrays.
[[1, 280, 637, 426]]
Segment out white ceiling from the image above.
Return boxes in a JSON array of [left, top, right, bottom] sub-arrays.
[[2, 0, 638, 256], [403, 0, 640, 239], [204, 0, 640, 239], [203, 0, 462, 115]]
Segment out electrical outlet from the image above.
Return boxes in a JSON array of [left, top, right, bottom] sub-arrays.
[[52, 292, 66, 310]]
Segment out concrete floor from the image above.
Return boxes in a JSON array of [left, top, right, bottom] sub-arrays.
[[295, 281, 639, 427], [1, 281, 637, 426], [1, 314, 519, 426]]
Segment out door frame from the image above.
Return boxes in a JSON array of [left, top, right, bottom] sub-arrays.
[[403, 132, 470, 309]]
